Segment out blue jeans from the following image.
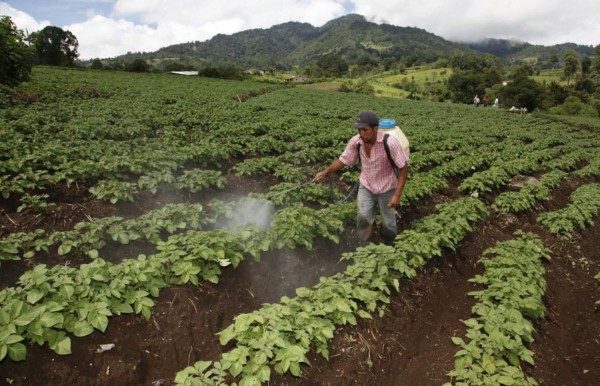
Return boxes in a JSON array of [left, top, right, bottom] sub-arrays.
[[357, 184, 397, 244]]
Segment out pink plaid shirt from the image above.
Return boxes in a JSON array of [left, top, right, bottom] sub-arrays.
[[339, 131, 409, 194]]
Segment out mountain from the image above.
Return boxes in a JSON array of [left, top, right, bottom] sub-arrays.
[[466, 38, 594, 64], [113, 14, 469, 69], [110, 14, 594, 70], [287, 14, 467, 64]]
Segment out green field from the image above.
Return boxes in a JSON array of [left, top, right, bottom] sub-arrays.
[[1, 67, 599, 386]]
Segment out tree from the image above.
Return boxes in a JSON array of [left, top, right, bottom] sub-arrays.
[[498, 74, 545, 111], [198, 66, 246, 80], [447, 69, 485, 104], [314, 53, 348, 77], [125, 59, 149, 72], [30, 26, 78, 66], [91, 58, 103, 70], [546, 81, 569, 107], [549, 53, 559, 69], [593, 44, 600, 74], [0, 16, 34, 86], [581, 56, 592, 76], [563, 50, 579, 86]]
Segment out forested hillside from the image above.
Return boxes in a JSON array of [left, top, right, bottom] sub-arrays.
[[110, 14, 594, 71]]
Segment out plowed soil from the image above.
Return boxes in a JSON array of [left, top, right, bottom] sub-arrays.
[[1, 175, 599, 386]]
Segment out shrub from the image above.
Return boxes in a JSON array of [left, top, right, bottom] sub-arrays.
[[550, 96, 599, 117]]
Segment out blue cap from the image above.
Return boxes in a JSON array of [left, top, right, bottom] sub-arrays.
[[379, 119, 396, 129]]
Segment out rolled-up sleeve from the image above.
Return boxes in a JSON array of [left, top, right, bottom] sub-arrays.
[[339, 134, 360, 167]]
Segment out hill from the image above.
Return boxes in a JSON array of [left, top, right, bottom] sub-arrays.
[[466, 38, 594, 65], [108, 14, 595, 71], [113, 14, 470, 69]]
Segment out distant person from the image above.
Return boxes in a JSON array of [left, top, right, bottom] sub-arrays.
[[473, 95, 480, 107], [314, 110, 409, 246], [483, 96, 489, 107], [493, 98, 499, 108]]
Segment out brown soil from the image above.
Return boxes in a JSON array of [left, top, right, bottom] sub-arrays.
[[0, 175, 599, 386]]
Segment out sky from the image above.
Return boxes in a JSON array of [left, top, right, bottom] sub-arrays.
[[2, 0, 599, 60]]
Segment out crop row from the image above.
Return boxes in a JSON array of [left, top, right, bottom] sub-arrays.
[[0, 202, 355, 362], [492, 170, 569, 214], [537, 183, 600, 238], [445, 232, 549, 386]]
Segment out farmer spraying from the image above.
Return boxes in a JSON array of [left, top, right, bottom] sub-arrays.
[[314, 110, 409, 245]]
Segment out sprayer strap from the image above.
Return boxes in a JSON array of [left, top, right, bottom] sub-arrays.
[[357, 134, 399, 177]]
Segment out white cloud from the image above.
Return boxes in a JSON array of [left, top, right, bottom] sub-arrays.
[[65, 15, 198, 58], [4, 0, 600, 61], [64, 0, 348, 59], [352, 0, 600, 46], [112, 0, 347, 28], [0, 2, 51, 34]]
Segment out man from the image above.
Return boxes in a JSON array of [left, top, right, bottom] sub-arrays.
[[314, 110, 409, 245]]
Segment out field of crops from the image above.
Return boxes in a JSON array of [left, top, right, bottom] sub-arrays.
[[1, 67, 599, 386]]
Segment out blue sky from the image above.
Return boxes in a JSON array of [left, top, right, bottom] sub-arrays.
[[2, 0, 599, 60]]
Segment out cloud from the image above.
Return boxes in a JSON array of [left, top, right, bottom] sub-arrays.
[[0, 2, 51, 34], [65, 15, 195, 59], [352, 0, 600, 46], [63, 0, 348, 59], [4, 0, 348, 59], [112, 0, 347, 28], [4, 0, 599, 61]]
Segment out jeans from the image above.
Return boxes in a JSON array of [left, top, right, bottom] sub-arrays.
[[357, 184, 397, 244]]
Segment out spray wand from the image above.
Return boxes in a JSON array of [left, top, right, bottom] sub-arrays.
[[268, 178, 316, 198]]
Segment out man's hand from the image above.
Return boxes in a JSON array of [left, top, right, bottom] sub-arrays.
[[387, 193, 401, 208], [315, 160, 345, 183], [314, 170, 328, 182]]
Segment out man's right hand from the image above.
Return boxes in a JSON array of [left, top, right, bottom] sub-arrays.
[[314, 170, 328, 182]]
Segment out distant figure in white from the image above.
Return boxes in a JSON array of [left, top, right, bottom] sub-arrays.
[[473, 95, 480, 107], [493, 98, 499, 108]]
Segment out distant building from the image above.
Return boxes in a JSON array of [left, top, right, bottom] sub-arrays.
[[502, 80, 513, 86], [169, 71, 199, 76], [285, 76, 311, 83]]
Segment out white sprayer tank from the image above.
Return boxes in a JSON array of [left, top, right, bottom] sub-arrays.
[[379, 119, 410, 156]]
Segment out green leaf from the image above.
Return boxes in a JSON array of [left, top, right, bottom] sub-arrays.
[[5, 334, 24, 345], [498, 375, 516, 385], [87, 249, 99, 259], [13, 311, 36, 327], [40, 312, 63, 328], [219, 325, 236, 346], [8, 342, 27, 361], [58, 243, 72, 255], [117, 232, 130, 244], [257, 365, 270, 382], [90, 314, 109, 332], [53, 336, 71, 355], [72, 321, 94, 337], [0, 344, 7, 361], [450, 337, 465, 346], [26, 289, 44, 304]]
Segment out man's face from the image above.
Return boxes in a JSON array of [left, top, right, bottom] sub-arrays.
[[358, 125, 377, 144]]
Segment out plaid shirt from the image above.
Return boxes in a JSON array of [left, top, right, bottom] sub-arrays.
[[339, 131, 409, 194]]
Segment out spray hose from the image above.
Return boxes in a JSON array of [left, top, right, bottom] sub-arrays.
[[268, 176, 358, 205], [331, 175, 359, 205]]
